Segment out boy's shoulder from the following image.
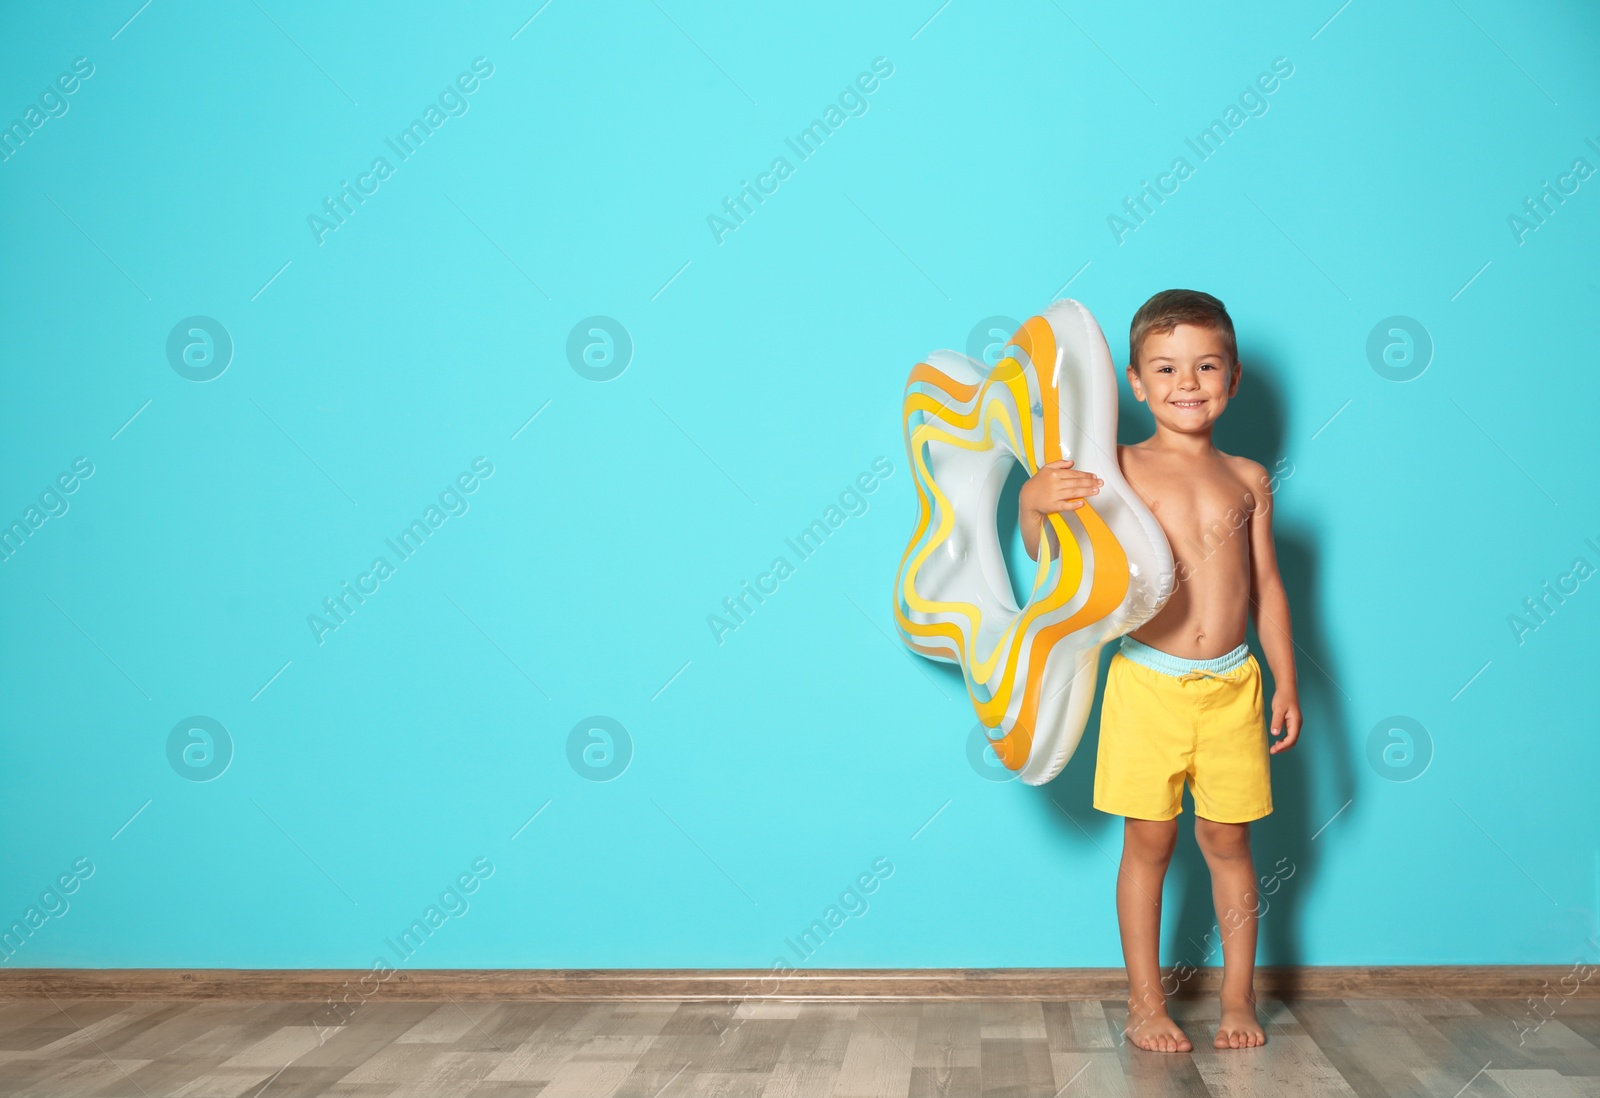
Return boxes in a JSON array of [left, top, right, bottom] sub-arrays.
[[1219, 450, 1269, 486]]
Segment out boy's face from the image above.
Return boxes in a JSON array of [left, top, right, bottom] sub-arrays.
[[1127, 323, 1239, 435]]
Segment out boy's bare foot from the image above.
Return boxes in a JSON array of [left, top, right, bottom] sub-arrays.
[[1214, 1002, 1266, 1049], [1124, 1007, 1193, 1053]]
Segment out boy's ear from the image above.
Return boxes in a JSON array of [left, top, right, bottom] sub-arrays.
[[1125, 363, 1145, 401]]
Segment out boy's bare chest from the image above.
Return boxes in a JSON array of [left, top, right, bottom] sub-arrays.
[[1120, 453, 1256, 552]]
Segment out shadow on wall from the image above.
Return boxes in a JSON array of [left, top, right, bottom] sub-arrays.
[[1004, 346, 1359, 975]]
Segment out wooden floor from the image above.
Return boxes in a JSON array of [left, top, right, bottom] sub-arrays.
[[1, 996, 1597, 1097]]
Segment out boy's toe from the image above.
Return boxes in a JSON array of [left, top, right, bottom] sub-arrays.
[[1213, 1023, 1266, 1050]]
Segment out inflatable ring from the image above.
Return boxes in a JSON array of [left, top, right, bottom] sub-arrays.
[[892, 299, 1175, 785]]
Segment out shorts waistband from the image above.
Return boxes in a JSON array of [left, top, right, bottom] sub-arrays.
[[1119, 635, 1250, 677]]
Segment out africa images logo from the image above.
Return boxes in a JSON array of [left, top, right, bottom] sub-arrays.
[[707, 57, 895, 244], [307, 58, 495, 245]]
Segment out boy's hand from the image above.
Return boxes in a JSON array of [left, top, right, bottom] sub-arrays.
[[1268, 693, 1301, 754], [1019, 459, 1102, 517]]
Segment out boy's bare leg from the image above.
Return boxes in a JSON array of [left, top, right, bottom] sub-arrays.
[[1117, 817, 1191, 1052], [1194, 817, 1267, 1049]]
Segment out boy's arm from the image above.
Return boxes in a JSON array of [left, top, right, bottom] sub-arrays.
[[1246, 463, 1302, 752]]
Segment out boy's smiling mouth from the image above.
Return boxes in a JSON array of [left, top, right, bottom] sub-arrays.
[[1170, 399, 1207, 409]]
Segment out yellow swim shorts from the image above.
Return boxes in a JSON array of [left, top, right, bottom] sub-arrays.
[[1092, 635, 1272, 824]]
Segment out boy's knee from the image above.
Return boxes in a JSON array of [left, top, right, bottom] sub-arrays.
[[1195, 818, 1251, 859], [1124, 818, 1178, 861]]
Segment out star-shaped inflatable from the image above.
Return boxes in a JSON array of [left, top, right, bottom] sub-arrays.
[[892, 299, 1175, 785]]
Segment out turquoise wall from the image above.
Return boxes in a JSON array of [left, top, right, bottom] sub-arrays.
[[2, 1, 1596, 972]]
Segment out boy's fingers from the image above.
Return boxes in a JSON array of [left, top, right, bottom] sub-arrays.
[[1054, 475, 1103, 493], [1036, 480, 1100, 496]]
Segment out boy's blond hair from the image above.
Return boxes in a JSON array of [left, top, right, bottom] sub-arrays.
[[1128, 289, 1237, 372]]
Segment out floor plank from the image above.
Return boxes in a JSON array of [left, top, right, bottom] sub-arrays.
[[0, 996, 1589, 1096]]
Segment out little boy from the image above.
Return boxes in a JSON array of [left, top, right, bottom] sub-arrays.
[[1019, 289, 1302, 1053]]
